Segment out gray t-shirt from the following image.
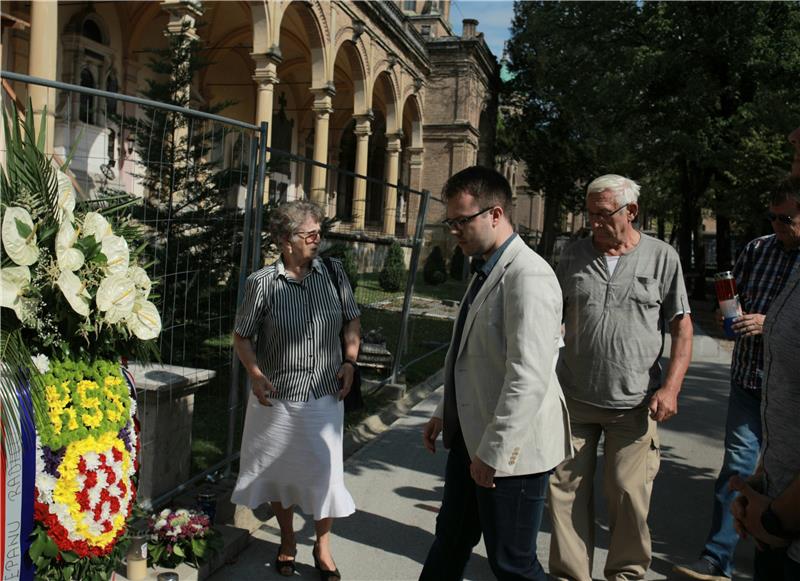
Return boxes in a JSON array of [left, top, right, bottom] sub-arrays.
[[556, 233, 690, 408], [761, 270, 800, 563]]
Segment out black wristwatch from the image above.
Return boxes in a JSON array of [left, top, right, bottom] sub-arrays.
[[761, 503, 795, 540]]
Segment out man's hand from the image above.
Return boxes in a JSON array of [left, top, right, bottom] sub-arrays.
[[336, 362, 355, 401], [648, 387, 679, 422], [731, 313, 766, 338], [422, 418, 443, 453], [729, 475, 790, 548], [251, 374, 276, 406], [470, 456, 496, 489]]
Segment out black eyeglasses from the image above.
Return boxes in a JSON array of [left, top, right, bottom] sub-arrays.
[[293, 229, 322, 243], [767, 212, 797, 226], [441, 206, 495, 229], [587, 204, 628, 222]]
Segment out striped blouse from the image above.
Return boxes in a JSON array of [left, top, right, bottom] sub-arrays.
[[234, 256, 361, 402]]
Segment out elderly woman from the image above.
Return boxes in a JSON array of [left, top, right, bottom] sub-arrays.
[[231, 200, 360, 580]]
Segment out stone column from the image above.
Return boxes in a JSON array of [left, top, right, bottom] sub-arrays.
[[405, 146, 424, 231], [383, 132, 403, 235], [352, 112, 373, 229], [310, 86, 335, 209], [252, 49, 281, 202], [28, 0, 58, 153], [161, 0, 202, 102]]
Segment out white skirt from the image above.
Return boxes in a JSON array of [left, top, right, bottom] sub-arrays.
[[231, 392, 355, 520]]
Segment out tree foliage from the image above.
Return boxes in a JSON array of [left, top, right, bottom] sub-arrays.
[[379, 241, 406, 292], [504, 1, 800, 284], [423, 245, 447, 285]]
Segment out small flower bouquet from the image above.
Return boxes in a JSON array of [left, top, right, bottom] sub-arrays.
[[147, 508, 222, 569]]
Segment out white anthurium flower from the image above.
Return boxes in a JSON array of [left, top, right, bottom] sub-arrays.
[[96, 273, 136, 322], [82, 212, 113, 243], [1, 207, 39, 266], [101, 235, 130, 275], [128, 266, 152, 298], [56, 170, 76, 223], [1, 265, 33, 322], [127, 298, 161, 340], [55, 220, 85, 272], [56, 270, 90, 318]]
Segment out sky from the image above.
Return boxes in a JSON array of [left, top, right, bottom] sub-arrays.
[[450, 0, 515, 60]]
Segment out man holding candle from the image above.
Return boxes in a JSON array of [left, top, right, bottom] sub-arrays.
[[674, 169, 800, 579]]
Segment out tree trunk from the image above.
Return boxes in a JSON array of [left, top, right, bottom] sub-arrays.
[[537, 193, 561, 263], [657, 216, 666, 241]]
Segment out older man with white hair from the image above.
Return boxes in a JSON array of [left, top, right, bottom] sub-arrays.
[[548, 174, 694, 581]]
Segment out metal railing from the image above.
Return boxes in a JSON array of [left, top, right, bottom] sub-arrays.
[[1, 71, 461, 509]]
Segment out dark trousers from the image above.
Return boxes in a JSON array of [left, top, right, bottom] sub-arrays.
[[420, 432, 549, 581], [754, 546, 800, 581]]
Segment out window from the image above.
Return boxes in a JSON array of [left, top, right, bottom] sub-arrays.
[[79, 69, 96, 124], [403, 1, 416, 12], [81, 18, 103, 43]]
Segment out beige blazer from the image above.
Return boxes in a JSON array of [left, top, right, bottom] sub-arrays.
[[434, 236, 572, 475]]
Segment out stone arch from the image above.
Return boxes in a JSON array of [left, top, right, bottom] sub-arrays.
[[276, 1, 328, 88], [331, 36, 369, 115], [371, 69, 399, 134], [400, 93, 423, 149], [250, 0, 272, 54]]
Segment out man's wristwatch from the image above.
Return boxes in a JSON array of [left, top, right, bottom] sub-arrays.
[[761, 503, 796, 540], [342, 358, 358, 369]]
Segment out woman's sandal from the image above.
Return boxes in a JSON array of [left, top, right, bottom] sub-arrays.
[[313, 542, 341, 581], [274, 544, 296, 577]]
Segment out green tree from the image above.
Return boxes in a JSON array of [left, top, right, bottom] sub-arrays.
[[122, 20, 243, 362], [378, 241, 406, 292], [504, 1, 800, 290], [423, 245, 447, 285], [450, 245, 466, 280]]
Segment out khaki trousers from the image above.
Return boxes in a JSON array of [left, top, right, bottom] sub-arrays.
[[548, 397, 660, 581]]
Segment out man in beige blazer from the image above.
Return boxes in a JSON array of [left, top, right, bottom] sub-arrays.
[[420, 166, 572, 581]]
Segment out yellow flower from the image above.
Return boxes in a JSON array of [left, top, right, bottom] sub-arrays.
[[66, 408, 79, 431]]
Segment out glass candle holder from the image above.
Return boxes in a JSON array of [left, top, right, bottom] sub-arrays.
[[125, 535, 148, 581]]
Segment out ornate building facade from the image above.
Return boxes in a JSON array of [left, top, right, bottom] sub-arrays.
[[2, 0, 507, 242]]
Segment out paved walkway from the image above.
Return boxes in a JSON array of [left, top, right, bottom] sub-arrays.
[[210, 327, 755, 580]]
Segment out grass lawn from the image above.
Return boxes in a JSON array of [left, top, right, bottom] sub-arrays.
[[356, 272, 467, 306]]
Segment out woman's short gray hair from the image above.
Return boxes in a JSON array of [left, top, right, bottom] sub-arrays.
[[586, 174, 641, 206], [269, 199, 324, 242]]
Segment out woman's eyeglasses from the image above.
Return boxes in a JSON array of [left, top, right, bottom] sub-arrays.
[[441, 206, 495, 229], [767, 212, 797, 226], [293, 229, 322, 243]]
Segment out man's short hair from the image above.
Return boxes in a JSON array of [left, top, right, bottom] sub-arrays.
[[770, 175, 800, 208], [586, 174, 641, 206], [442, 166, 513, 214]]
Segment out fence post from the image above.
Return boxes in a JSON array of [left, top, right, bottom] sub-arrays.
[[224, 132, 261, 476], [391, 189, 431, 385], [251, 121, 269, 272]]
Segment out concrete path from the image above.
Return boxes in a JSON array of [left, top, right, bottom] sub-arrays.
[[209, 327, 755, 580]]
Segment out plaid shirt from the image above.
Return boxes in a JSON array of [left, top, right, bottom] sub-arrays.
[[731, 234, 800, 390]]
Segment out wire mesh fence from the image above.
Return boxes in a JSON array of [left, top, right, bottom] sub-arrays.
[[1, 71, 467, 507], [2, 72, 263, 507]]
